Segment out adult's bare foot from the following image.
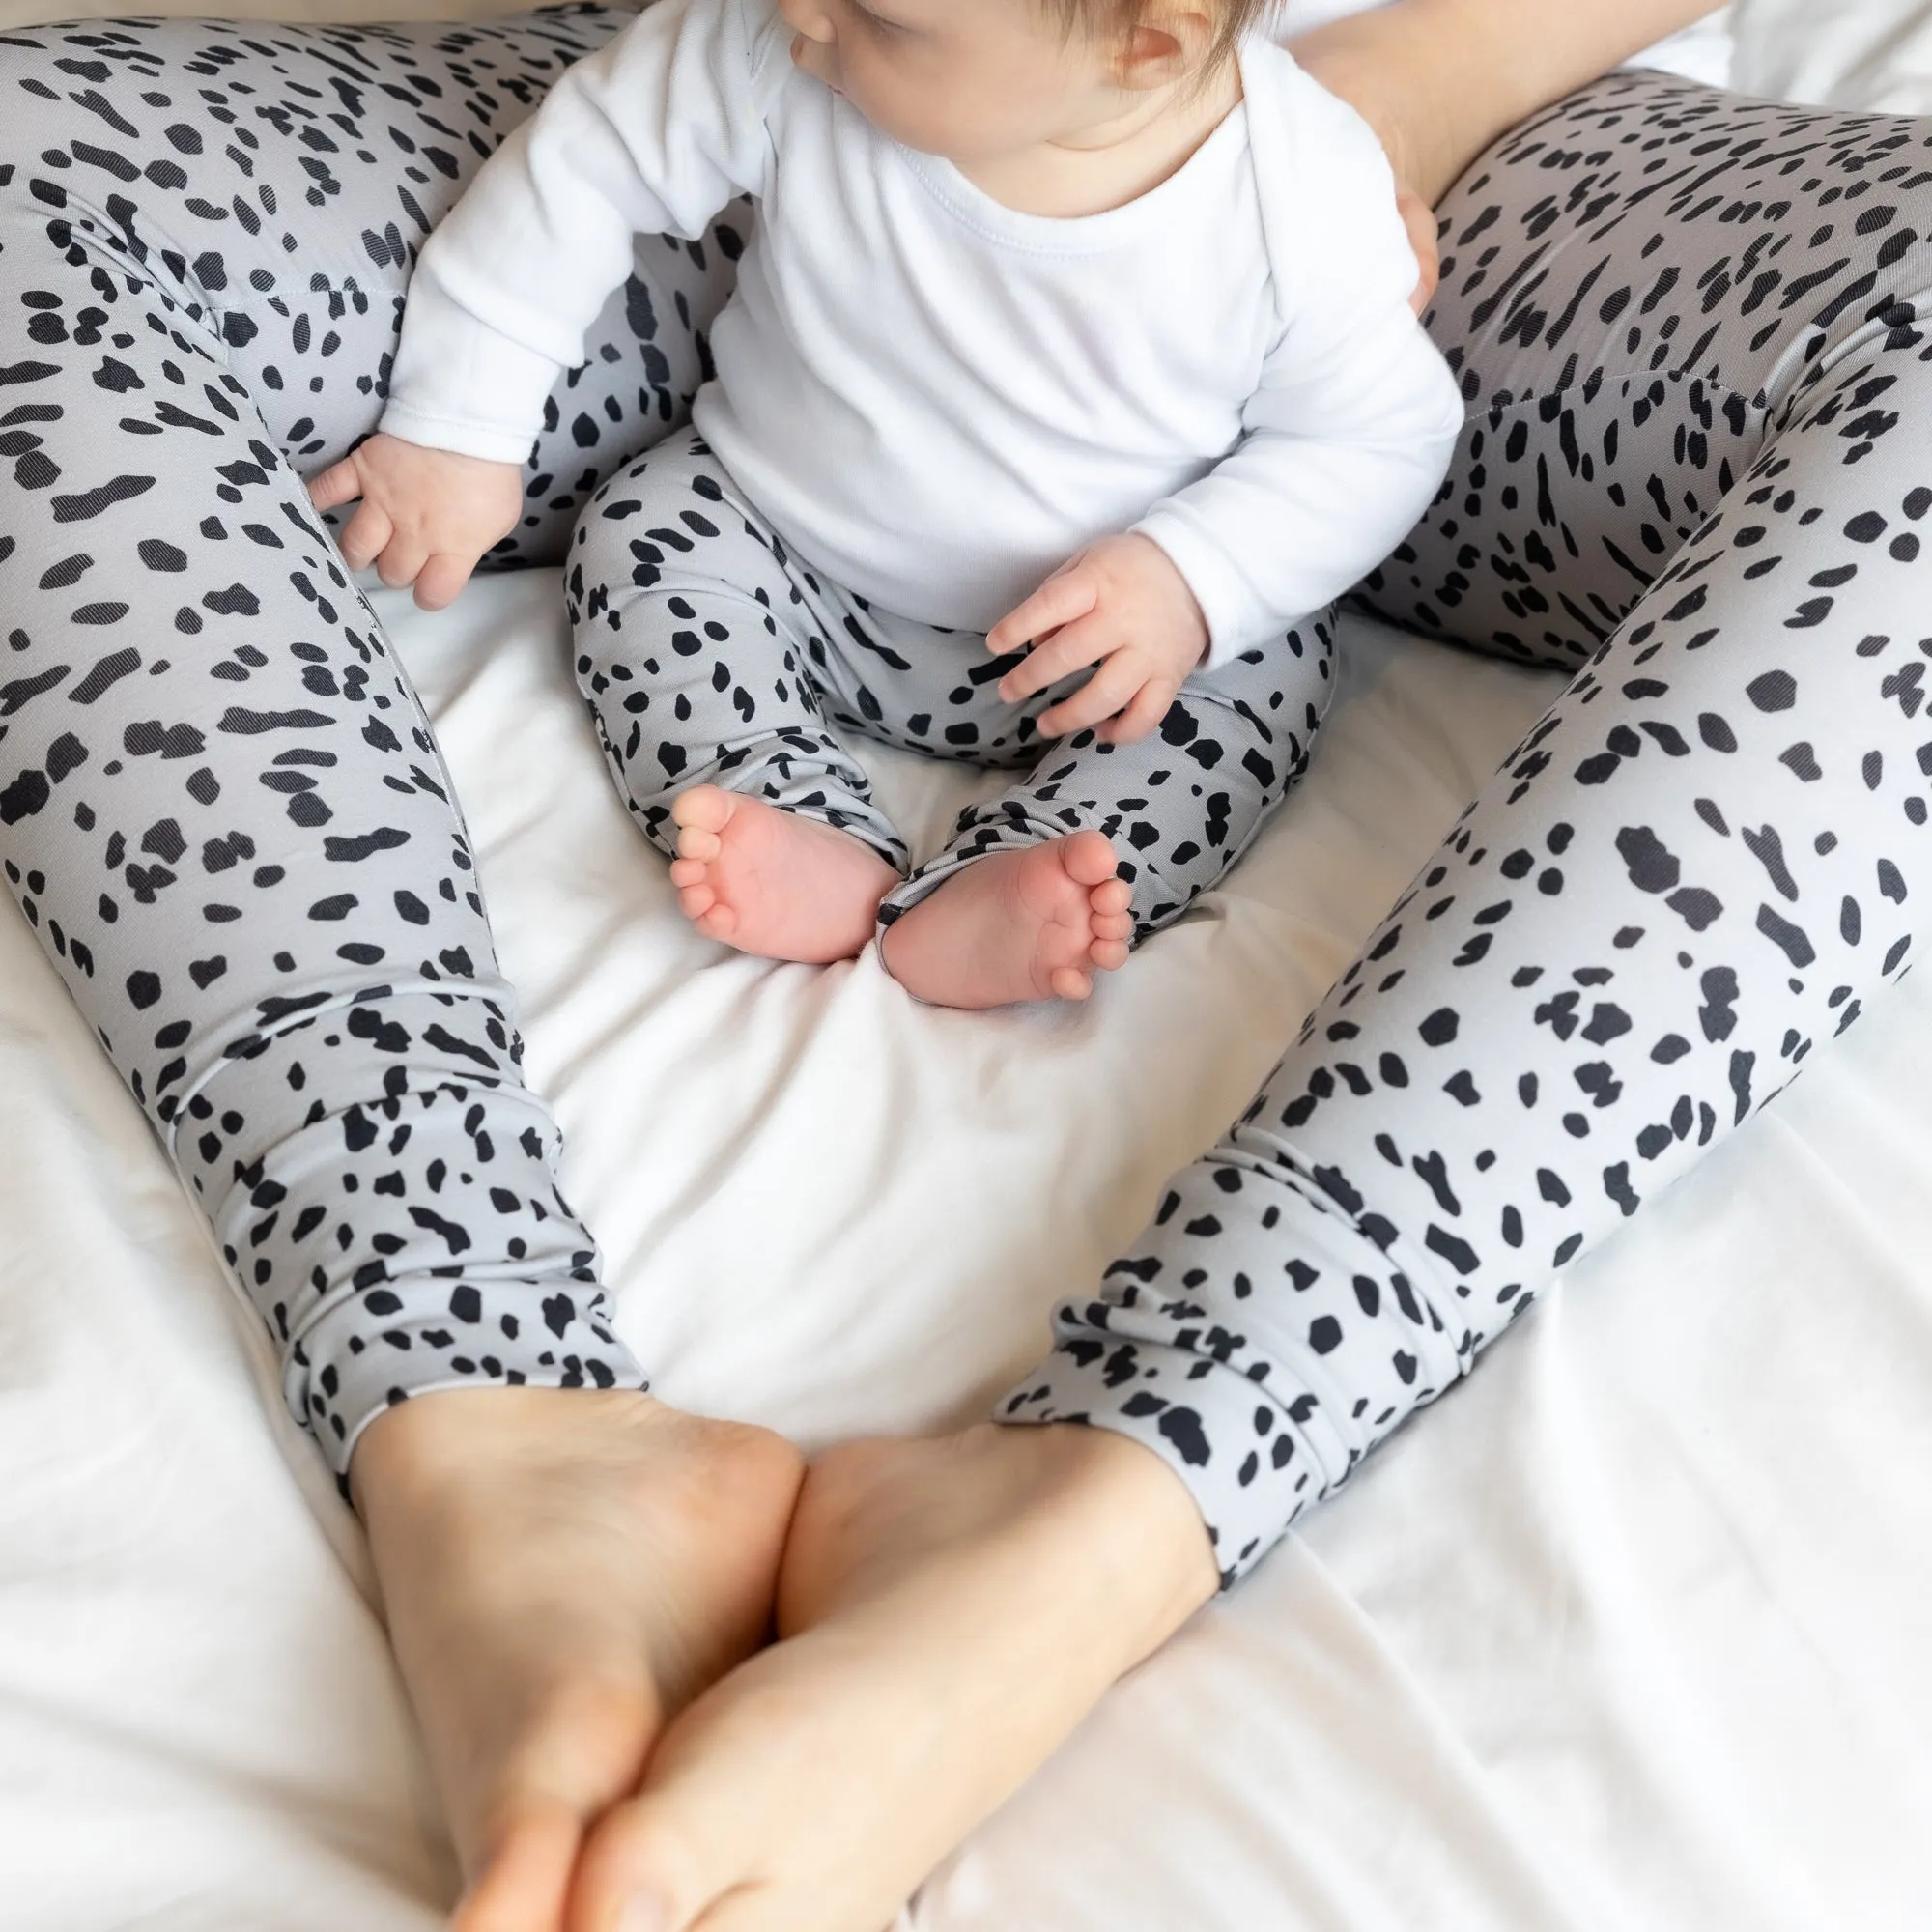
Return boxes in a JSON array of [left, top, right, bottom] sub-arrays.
[[565, 1422, 1218, 1932], [881, 830, 1134, 1008], [668, 785, 900, 963], [350, 1388, 805, 1931]]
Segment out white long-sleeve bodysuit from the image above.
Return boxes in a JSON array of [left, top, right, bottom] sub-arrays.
[[381, 0, 1463, 668]]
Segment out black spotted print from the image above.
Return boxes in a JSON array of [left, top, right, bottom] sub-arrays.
[[1006, 70, 1932, 1587], [0, 5, 748, 1475], [567, 435, 1326, 939], [4, 28, 1931, 1541]]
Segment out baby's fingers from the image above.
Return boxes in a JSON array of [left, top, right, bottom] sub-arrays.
[[375, 532, 429, 592], [987, 568, 1099, 660], [307, 455, 365, 514], [414, 551, 478, 612], [1101, 679, 1179, 746], [997, 612, 1117, 704], [337, 499, 393, 574], [1037, 657, 1144, 739]]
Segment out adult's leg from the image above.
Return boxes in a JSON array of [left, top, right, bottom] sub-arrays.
[[0, 15, 799, 1926], [555, 77, 1932, 1932]]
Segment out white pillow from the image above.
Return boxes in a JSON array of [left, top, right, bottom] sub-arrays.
[[1635, 8, 1736, 87], [1732, 0, 1932, 111]]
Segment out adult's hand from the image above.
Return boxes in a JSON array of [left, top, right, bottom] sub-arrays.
[[1397, 185, 1441, 313]]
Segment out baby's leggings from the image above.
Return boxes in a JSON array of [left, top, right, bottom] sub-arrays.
[[568, 434, 1326, 937], [2, 11, 1929, 1570]]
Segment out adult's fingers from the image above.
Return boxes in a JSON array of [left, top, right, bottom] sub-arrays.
[[1037, 657, 1143, 738], [1399, 188, 1440, 314], [986, 567, 1098, 658]]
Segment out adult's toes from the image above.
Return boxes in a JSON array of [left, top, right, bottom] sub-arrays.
[[684, 1884, 815, 1932], [453, 1803, 582, 1932], [1061, 831, 1119, 889], [569, 1798, 736, 1932]]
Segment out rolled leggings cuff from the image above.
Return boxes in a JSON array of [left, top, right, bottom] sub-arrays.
[[998, 1145, 1484, 1589], [877, 797, 1173, 941], [998, 1330, 1345, 1592], [878, 801, 1079, 923], [621, 751, 908, 876], [298, 1276, 650, 1479]]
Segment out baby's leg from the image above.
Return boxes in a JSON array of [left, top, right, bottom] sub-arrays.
[[882, 618, 1333, 1007], [569, 437, 904, 962], [881, 828, 1134, 1008]]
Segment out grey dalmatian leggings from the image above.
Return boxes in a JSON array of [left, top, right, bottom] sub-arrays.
[[568, 433, 1321, 936], [2, 15, 1928, 1577]]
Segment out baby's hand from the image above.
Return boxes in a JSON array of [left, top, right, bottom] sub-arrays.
[[307, 433, 523, 611], [988, 533, 1208, 744]]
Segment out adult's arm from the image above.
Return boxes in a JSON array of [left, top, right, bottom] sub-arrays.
[[1290, 0, 1720, 206]]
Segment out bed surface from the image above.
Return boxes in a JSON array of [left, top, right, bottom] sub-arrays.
[[6, 7, 1932, 1929]]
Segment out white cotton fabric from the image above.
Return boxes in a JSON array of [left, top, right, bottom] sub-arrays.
[[381, 0, 1463, 664]]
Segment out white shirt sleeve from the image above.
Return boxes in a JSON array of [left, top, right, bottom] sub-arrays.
[[1132, 60, 1464, 670], [380, 0, 785, 464]]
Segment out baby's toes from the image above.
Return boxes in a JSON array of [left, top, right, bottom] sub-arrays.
[[1090, 937, 1130, 974], [1090, 876, 1133, 917], [1047, 964, 1094, 1002], [674, 826, 724, 865], [1091, 907, 1134, 944], [678, 880, 720, 922], [669, 855, 711, 888], [670, 784, 734, 837], [1061, 830, 1120, 891]]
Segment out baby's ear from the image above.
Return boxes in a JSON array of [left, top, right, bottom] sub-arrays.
[[1114, 8, 1212, 91]]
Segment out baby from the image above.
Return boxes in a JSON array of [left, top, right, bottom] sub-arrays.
[[317, 0, 1463, 1008]]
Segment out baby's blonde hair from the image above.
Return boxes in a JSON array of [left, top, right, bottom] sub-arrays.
[[1043, 0, 1270, 74]]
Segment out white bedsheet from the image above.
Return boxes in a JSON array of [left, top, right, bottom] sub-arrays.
[[8, 571, 1932, 1931], [8, 9, 1932, 1930]]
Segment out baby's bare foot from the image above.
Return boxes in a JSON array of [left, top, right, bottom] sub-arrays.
[[563, 1424, 1217, 1932], [349, 1388, 803, 1932], [668, 785, 899, 964], [880, 830, 1133, 1008]]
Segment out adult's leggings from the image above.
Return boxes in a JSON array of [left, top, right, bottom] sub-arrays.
[[1, 14, 1927, 1572]]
